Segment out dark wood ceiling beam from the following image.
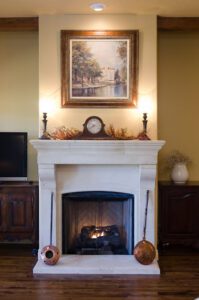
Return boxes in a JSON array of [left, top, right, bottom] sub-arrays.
[[1, 16, 199, 32], [0, 17, 38, 31], [158, 16, 199, 30]]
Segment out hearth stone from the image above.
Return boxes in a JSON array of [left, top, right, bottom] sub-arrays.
[[33, 255, 160, 275]]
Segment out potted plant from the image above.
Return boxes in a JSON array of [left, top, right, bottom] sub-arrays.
[[166, 150, 191, 184]]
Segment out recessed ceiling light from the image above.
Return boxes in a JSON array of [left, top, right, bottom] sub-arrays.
[[90, 3, 106, 12]]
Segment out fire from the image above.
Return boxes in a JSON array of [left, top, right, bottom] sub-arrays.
[[91, 230, 105, 239]]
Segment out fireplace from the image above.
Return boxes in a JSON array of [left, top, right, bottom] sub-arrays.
[[30, 139, 165, 274], [62, 191, 134, 255]]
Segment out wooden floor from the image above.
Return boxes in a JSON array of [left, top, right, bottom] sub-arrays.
[[0, 246, 199, 300]]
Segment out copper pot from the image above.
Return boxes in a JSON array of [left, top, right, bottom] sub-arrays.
[[134, 239, 156, 265], [134, 190, 156, 265], [41, 245, 60, 265]]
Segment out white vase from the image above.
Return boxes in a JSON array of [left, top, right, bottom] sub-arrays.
[[171, 163, 189, 184]]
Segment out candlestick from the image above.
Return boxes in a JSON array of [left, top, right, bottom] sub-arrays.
[[137, 112, 150, 140], [40, 112, 50, 139]]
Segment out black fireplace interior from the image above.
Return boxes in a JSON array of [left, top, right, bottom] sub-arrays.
[[62, 191, 134, 255]]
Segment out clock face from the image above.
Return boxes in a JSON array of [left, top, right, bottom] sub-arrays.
[[86, 117, 102, 134]]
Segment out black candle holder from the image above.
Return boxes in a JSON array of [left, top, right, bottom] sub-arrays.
[[143, 113, 148, 134], [137, 112, 150, 140], [40, 112, 50, 140]]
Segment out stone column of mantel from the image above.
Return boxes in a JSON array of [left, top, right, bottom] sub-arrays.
[[138, 165, 157, 246]]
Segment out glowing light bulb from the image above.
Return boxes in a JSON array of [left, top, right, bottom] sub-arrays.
[[90, 3, 106, 12], [40, 98, 55, 115], [138, 95, 152, 114]]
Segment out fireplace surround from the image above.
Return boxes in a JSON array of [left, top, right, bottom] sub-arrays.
[[31, 139, 164, 274]]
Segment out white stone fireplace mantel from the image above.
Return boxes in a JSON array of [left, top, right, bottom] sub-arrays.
[[31, 139, 165, 275]]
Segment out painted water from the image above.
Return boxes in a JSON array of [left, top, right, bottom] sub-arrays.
[[72, 83, 127, 98]]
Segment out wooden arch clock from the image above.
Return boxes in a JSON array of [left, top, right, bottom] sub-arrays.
[[77, 116, 111, 139]]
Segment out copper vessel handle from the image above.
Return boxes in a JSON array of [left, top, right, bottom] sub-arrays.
[[50, 192, 53, 245], [143, 190, 149, 240]]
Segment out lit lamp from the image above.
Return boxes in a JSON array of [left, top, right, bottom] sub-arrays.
[[137, 96, 152, 140]]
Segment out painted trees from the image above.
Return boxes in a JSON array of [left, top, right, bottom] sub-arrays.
[[72, 41, 102, 87]]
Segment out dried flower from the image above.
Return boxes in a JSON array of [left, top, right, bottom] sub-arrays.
[[50, 126, 80, 140], [165, 150, 191, 169], [106, 124, 135, 140]]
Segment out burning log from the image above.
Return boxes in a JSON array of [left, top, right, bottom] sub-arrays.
[[74, 225, 128, 254]]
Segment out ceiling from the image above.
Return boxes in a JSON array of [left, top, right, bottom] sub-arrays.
[[0, 0, 199, 18]]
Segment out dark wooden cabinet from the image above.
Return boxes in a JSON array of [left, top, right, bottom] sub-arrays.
[[0, 182, 38, 245], [158, 181, 199, 247]]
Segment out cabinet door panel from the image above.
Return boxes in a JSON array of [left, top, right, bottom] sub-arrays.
[[158, 182, 199, 246], [0, 194, 6, 230], [7, 192, 33, 232], [0, 184, 38, 245], [165, 191, 198, 236]]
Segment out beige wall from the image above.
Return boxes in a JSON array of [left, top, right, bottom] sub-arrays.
[[158, 31, 199, 180], [39, 15, 158, 139], [0, 15, 158, 181], [0, 31, 39, 180]]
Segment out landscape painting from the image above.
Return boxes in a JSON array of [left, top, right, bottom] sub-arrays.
[[71, 39, 129, 99], [61, 30, 139, 107]]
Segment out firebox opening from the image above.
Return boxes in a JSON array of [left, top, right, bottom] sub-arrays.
[[62, 191, 134, 255]]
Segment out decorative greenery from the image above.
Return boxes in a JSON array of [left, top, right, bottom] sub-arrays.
[[50, 126, 80, 140], [49, 124, 148, 140], [165, 150, 191, 169], [106, 124, 135, 140]]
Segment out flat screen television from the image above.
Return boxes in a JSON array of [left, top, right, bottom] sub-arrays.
[[0, 132, 27, 181]]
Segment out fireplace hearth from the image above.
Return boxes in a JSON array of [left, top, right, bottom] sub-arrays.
[[31, 139, 165, 274]]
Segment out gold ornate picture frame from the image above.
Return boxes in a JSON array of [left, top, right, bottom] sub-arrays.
[[61, 30, 139, 107]]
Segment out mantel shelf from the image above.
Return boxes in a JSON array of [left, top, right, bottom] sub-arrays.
[[30, 139, 165, 165]]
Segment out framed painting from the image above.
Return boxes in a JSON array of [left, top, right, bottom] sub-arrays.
[[61, 30, 139, 107]]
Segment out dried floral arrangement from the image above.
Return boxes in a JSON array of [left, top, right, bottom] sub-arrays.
[[106, 124, 135, 140], [165, 150, 191, 169], [49, 125, 149, 140], [50, 126, 80, 140]]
